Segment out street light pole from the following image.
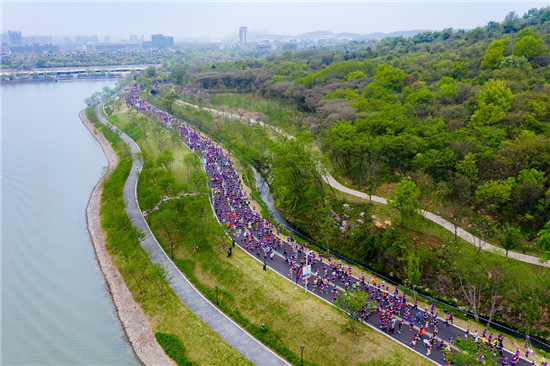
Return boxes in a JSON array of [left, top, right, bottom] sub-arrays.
[[215, 285, 219, 305], [300, 344, 304, 366]]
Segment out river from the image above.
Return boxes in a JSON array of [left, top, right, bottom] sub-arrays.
[[1, 80, 138, 365]]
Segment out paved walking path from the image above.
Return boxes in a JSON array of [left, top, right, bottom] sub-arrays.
[[95, 105, 289, 366], [81, 110, 174, 366], [177, 99, 550, 268]]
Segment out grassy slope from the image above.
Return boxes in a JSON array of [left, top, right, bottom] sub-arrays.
[[88, 106, 251, 366]]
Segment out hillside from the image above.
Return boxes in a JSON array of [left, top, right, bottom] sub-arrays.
[[148, 7, 550, 341]]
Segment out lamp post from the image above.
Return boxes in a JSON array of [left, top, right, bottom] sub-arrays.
[[170, 241, 174, 260], [215, 285, 219, 305], [300, 344, 304, 366]]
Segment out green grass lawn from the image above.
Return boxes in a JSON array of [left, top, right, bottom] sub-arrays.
[[89, 106, 252, 366], [149, 195, 429, 366]]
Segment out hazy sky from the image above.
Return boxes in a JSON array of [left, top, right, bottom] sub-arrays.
[[2, 1, 548, 41]]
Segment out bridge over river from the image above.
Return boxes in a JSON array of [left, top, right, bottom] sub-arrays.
[[0, 64, 159, 81]]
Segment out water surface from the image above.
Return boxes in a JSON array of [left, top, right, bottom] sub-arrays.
[[2, 80, 138, 365]]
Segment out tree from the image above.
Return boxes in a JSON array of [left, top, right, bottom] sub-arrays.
[[513, 35, 545, 61], [515, 269, 548, 336], [404, 84, 434, 111], [455, 153, 478, 185], [145, 66, 157, 78], [335, 288, 372, 338], [456, 250, 486, 321], [498, 225, 522, 257], [452, 61, 467, 80], [516, 27, 537, 41], [158, 173, 177, 196], [469, 102, 507, 127], [536, 220, 550, 261], [389, 179, 421, 226], [447, 337, 500, 366], [469, 79, 513, 128], [159, 92, 180, 114], [412, 148, 456, 181], [156, 150, 174, 173], [467, 27, 486, 42], [484, 254, 512, 326], [367, 64, 404, 93], [189, 170, 207, 195], [404, 250, 421, 300], [500, 55, 531, 70], [184, 153, 201, 178], [436, 76, 457, 97], [475, 177, 517, 211], [170, 64, 186, 85], [271, 139, 325, 225], [123, 255, 147, 296], [475, 79, 513, 111], [502, 11, 520, 33], [481, 40, 507, 70], [153, 263, 172, 299], [152, 126, 169, 152]]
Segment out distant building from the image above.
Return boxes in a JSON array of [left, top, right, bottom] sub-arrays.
[[150, 34, 174, 49], [8, 31, 23, 46], [152, 34, 165, 48], [8, 42, 59, 54], [87, 43, 140, 51], [239, 26, 247, 46], [129, 34, 138, 44], [104, 35, 111, 43], [164, 36, 174, 48]]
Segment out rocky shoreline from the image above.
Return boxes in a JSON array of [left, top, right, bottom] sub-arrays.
[[80, 109, 174, 366]]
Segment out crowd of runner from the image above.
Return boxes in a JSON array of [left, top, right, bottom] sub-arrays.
[[125, 84, 543, 366]]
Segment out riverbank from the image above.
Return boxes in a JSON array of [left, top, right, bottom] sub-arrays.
[[79, 109, 173, 366], [1, 76, 124, 85]]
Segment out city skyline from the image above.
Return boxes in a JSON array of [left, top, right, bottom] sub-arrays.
[[2, 1, 548, 42]]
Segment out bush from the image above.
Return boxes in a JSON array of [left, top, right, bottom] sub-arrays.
[[155, 332, 197, 366]]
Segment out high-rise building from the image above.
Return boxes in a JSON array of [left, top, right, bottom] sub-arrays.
[[129, 34, 138, 44], [152, 34, 165, 49], [8, 31, 23, 46], [164, 36, 174, 48], [239, 26, 247, 46], [150, 34, 174, 49]]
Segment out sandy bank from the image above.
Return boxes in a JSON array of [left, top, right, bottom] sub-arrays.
[[80, 109, 174, 366]]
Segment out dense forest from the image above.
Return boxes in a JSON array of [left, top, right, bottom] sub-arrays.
[[175, 8, 550, 240], [139, 8, 550, 341]]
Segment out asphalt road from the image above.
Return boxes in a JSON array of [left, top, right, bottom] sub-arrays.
[[125, 91, 534, 366]]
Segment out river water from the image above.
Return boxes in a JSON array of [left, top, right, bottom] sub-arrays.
[[1, 80, 138, 365]]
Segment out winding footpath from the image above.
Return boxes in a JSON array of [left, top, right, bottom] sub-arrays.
[[81, 110, 174, 366], [94, 105, 290, 366], [177, 100, 550, 268]]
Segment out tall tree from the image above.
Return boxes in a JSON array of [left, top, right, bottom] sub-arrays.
[[335, 287, 372, 338], [498, 225, 522, 257], [389, 179, 421, 226]]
